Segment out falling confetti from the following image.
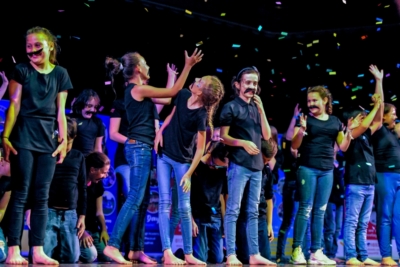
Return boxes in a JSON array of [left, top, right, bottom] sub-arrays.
[[281, 32, 288, 36], [358, 74, 364, 77], [386, 73, 391, 77], [307, 65, 310, 70], [255, 48, 259, 52], [301, 87, 307, 91], [313, 40, 319, 43], [185, 10, 192, 15], [220, 13, 226, 16], [105, 81, 111, 85], [216, 68, 223, 73], [307, 43, 312, 47], [196, 41, 203, 46], [333, 33, 337, 37], [351, 95, 357, 100], [329, 71, 336, 75], [258, 25, 262, 31], [84, 3, 90, 7], [12, 56, 16, 63], [232, 44, 241, 48]]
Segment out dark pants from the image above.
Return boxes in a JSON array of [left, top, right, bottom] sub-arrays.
[[193, 217, 224, 263], [236, 217, 271, 263], [8, 148, 56, 246]]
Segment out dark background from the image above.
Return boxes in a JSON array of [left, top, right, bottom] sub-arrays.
[[1, 0, 400, 132]]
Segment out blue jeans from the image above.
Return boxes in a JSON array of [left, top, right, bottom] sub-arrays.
[[225, 162, 262, 256], [157, 154, 192, 254], [237, 217, 271, 263], [323, 203, 343, 259], [343, 184, 374, 261], [0, 227, 7, 262], [169, 174, 180, 243], [375, 172, 400, 258], [108, 140, 152, 249], [80, 231, 111, 263], [115, 164, 149, 251], [43, 209, 80, 263], [293, 166, 333, 253], [193, 217, 224, 263]]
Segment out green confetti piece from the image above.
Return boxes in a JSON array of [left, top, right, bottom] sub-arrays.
[[388, 165, 395, 168]]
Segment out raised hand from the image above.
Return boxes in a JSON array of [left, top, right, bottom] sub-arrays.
[[348, 113, 363, 130], [167, 63, 178, 78], [293, 103, 302, 118], [369, 65, 383, 80], [299, 113, 307, 131], [184, 48, 203, 67], [372, 93, 382, 106]]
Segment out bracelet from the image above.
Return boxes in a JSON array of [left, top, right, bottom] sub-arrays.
[[347, 130, 354, 140]]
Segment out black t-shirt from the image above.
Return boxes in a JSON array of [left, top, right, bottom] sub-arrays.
[[162, 89, 207, 163], [85, 181, 104, 232], [10, 63, 73, 152], [372, 125, 400, 173], [329, 154, 345, 205], [110, 98, 159, 168], [48, 149, 87, 215], [219, 96, 264, 171], [69, 114, 105, 157], [281, 139, 298, 181], [239, 164, 274, 220], [125, 84, 157, 146], [272, 149, 283, 184], [344, 128, 376, 185], [190, 161, 227, 222], [297, 115, 343, 170]]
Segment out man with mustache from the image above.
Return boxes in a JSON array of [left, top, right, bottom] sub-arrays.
[[219, 67, 273, 265], [70, 89, 105, 156]]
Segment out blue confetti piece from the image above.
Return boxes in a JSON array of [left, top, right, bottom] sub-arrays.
[[337, 46, 340, 50], [258, 25, 263, 31], [370, 79, 374, 83], [255, 48, 259, 52], [358, 74, 364, 77], [346, 86, 350, 89], [376, 17, 383, 21], [333, 100, 339, 104], [271, 69, 275, 75], [389, 165, 395, 168], [397, 63, 400, 68], [300, 50, 303, 55], [301, 87, 307, 91], [369, 93, 373, 97], [339, 167, 344, 171], [216, 68, 223, 73], [232, 44, 241, 48], [211, 207, 217, 214], [315, 63, 320, 66], [366, 162, 372, 166], [377, 27, 381, 32], [326, 69, 333, 72], [306, 64, 310, 70]]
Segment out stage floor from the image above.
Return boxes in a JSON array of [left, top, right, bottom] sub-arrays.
[[0, 264, 354, 267]]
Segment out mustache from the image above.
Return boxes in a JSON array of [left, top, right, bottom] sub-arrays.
[[85, 111, 96, 115], [309, 105, 319, 109], [27, 48, 43, 57], [244, 88, 256, 93]]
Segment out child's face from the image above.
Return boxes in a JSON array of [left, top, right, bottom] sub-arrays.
[[26, 33, 53, 65]]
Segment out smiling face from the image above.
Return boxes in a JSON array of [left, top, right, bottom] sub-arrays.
[[307, 92, 327, 116], [81, 97, 100, 119], [189, 76, 212, 96], [26, 32, 53, 66], [235, 73, 259, 101], [89, 164, 110, 184], [383, 106, 397, 130], [137, 56, 150, 81]]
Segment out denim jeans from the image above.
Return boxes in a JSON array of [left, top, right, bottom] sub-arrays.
[[80, 230, 111, 263], [225, 162, 262, 256], [193, 217, 224, 263], [293, 165, 333, 253], [0, 227, 7, 262], [8, 149, 57, 246], [237, 217, 271, 263], [115, 164, 150, 252], [343, 184, 374, 261], [169, 175, 180, 243], [324, 203, 343, 258], [43, 209, 80, 263], [375, 172, 400, 258], [157, 154, 192, 254], [108, 140, 152, 249]]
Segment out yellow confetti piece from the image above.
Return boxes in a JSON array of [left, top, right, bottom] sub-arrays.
[[384, 5, 390, 8], [196, 41, 203, 46], [333, 33, 337, 37], [185, 9, 192, 15], [144, 7, 148, 12], [376, 21, 382, 24], [343, 81, 347, 86], [220, 13, 226, 16], [234, 54, 238, 58], [307, 43, 312, 47], [393, 98, 397, 101], [297, 42, 303, 45], [315, 54, 319, 57], [329, 71, 336, 75], [370, 103, 374, 106], [351, 95, 357, 100], [84, 3, 90, 7], [337, 43, 340, 46], [313, 40, 319, 43], [339, 107, 343, 109]]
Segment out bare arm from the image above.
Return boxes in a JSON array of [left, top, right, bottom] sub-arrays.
[[53, 91, 68, 164], [154, 63, 178, 112], [266, 198, 274, 241], [369, 65, 384, 132], [2, 80, 22, 161], [109, 118, 127, 144], [254, 95, 271, 140], [96, 196, 107, 232], [94, 136, 103, 153], [352, 98, 382, 139], [0, 72, 9, 101], [220, 126, 260, 155], [286, 104, 301, 140], [0, 191, 10, 223]]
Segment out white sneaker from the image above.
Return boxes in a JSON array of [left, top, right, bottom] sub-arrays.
[[290, 246, 307, 265], [308, 249, 336, 265]]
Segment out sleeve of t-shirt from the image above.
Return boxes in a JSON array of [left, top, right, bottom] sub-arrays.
[[10, 64, 26, 85], [172, 89, 185, 106], [337, 117, 344, 132], [76, 154, 87, 216], [96, 118, 105, 137], [196, 111, 207, 132], [219, 104, 233, 126], [58, 67, 73, 92], [153, 105, 160, 120], [110, 101, 122, 118], [96, 182, 105, 198]]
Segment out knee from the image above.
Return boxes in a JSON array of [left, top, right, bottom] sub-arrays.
[[298, 204, 313, 219], [178, 203, 191, 216], [79, 246, 97, 263]]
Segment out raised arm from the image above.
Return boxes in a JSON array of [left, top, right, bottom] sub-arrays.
[[351, 95, 382, 139], [136, 49, 203, 99], [286, 104, 301, 141], [369, 65, 384, 132], [154, 63, 178, 112]]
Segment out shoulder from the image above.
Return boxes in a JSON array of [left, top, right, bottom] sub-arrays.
[[329, 115, 342, 124], [15, 62, 30, 71]]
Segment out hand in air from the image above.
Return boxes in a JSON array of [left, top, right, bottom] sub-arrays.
[[372, 94, 382, 107], [293, 103, 302, 118], [347, 113, 363, 131], [369, 65, 383, 80], [299, 113, 307, 131], [185, 48, 203, 67], [167, 63, 178, 81]]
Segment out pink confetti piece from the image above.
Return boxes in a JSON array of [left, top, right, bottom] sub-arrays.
[[105, 81, 111, 85], [270, 80, 273, 83], [11, 56, 16, 63], [282, 78, 286, 82], [58, 10, 65, 12], [386, 73, 390, 77], [99, 106, 104, 112]]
